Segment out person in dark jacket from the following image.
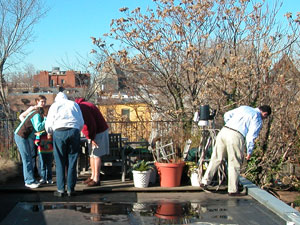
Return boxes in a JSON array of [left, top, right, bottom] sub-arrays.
[[14, 107, 46, 189], [75, 98, 109, 187]]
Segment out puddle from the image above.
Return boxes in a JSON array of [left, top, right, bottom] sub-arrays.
[[16, 201, 233, 224], [2, 199, 284, 225]]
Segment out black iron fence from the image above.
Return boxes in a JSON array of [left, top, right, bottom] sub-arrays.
[[0, 119, 20, 159], [107, 120, 186, 142], [0, 119, 187, 161]]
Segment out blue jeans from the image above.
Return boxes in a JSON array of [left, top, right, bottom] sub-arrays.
[[39, 153, 53, 181], [53, 128, 80, 193], [14, 134, 37, 184]]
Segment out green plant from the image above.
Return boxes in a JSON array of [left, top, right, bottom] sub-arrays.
[[185, 161, 198, 177], [131, 160, 152, 172], [294, 196, 300, 207], [185, 161, 208, 178]]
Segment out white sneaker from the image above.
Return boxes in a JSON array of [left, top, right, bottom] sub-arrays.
[[46, 180, 54, 184], [25, 183, 40, 189]]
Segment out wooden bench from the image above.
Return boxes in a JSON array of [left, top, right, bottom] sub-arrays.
[[124, 141, 153, 168]]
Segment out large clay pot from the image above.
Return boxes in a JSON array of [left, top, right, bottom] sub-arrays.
[[155, 161, 185, 187]]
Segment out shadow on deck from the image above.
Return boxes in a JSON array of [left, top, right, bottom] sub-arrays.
[[0, 170, 227, 193]]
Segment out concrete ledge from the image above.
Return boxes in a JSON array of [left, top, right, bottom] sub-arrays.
[[239, 176, 300, 225]]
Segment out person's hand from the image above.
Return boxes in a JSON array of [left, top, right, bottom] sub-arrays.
[[92, 140, 99, 148], [47, 134, 52, 140], [246, 154, 251, 161]]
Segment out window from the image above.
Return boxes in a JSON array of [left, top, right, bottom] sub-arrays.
[[61, 79, 64, 84], [121, 109, 130, 121]]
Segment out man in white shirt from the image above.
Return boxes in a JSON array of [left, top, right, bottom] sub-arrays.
[[201, 105, 271, 196], [45, 92, 84, 197]]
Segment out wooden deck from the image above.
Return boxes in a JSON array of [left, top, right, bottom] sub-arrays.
[[0, 172, 227, 193]]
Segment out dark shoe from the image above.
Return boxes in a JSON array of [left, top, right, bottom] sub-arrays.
[[200, 183, 208, 190], [39, 179, 46, 184], [67, 191, 76, 197], [53, 191, 64, 197], [46, 180, 54, 184], [87, 180, 101, 187], [228, 191, 247, 197], [83, 177, 93, 184], [238, 183, 245, 191]]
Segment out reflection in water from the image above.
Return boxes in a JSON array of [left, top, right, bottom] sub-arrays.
[[90, 203, 101, 222], [155, 201, 184, 220], [19, 201, 235, 224]]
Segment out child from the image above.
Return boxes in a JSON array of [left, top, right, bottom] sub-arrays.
[[35, 130, 54, 184]]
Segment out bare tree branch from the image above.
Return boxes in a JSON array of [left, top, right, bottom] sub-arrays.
[[0, 0, 47, 117]]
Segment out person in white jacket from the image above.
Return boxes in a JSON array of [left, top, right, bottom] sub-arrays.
[[45, 92, 84, 197], [201, 105, 271, 196]]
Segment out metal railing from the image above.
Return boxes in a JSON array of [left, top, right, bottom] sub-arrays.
[[0, 119, 20, 159], [0, 119, 186, 160], [107, 120, 186, 142]]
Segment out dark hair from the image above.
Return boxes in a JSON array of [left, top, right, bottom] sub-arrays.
[[35, 95, 46, 103], [259, 105, 271, 116], [38, 107, 45, 117], [43, 105, 50, 116]]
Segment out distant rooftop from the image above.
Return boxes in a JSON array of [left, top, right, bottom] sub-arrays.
[[43, 67, 89, 75]]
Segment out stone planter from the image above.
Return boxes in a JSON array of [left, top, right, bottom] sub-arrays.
[[132, 170, 151, 188]]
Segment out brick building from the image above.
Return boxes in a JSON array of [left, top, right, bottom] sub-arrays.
[[7, 93, 56, 113], [33, 67, 90, 88]]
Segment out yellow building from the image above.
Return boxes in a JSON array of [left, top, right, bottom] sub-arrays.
[[98, 100, 152, 142]]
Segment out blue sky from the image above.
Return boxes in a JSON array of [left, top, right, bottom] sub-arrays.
[[23, 0, 299, 71], [23, 0, 155, 71]]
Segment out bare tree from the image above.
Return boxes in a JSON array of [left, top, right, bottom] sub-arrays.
[[58, 50, 110, 102], [92, 0, 298, 120], [0, 0, 47, 117], [8, 64, 36, 92], [91, 0, 300, 187]]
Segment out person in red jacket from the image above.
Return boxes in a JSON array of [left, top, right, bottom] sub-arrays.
[[75, 98, 109, 186]]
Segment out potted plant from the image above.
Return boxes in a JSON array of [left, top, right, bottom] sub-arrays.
[[151, 140, 185, 187], [186, 161, 201, 186], [131, 160, 152, 188]]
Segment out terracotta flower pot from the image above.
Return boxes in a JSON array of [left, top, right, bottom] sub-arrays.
[[155, 161, 185, 187], [155, 201, 183, 220]]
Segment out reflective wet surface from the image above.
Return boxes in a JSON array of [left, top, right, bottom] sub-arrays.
[[0, 192, 286, 225]]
